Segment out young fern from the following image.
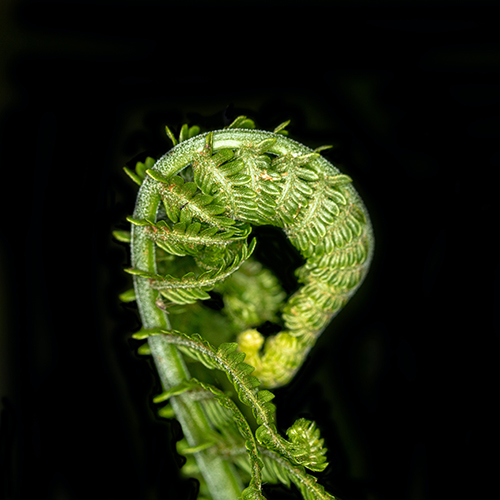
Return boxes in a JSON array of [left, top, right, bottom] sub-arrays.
[[115, 115, 374, 500]]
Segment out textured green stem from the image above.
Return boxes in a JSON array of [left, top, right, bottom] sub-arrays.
[[131, 175, 243, 499], [148, 336, 243, 499]]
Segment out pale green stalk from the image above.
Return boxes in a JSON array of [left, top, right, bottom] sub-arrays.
[[131, 178, 243, 500]]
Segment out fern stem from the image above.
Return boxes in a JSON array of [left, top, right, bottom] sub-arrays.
[[148, 336, 244, 499], [131, 188, 244, 499]]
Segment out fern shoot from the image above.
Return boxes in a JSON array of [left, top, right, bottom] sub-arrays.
[[115, 115, 374, 500]]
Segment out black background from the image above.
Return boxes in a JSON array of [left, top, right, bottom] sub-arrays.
[[1, 6, 499, 500]]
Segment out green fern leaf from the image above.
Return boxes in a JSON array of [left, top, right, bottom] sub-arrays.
[[178, 123, 190, 143], [152, 379, 198, 403], [165, 123, 202, 146], [146, 329, 277, 426], [285, 418, 329, 472], [162, 378, 266, 500], [314, 145, 334, 153], [112, 229, 131, 242], [165, 125, 178, 146], [123, 166, 142, 186], [273, 120, 291, 135], [118, 288, 136, 302], [232, 138, 283, 225], [129, 217, 251, 259], [259, 449, 336, 500], [123, 156, 156, 186], [145, 169, 238, 230], [150, 329, 330, 476], [147, 237, 256, 304], [269, 152, 321, 227], [226, 115, 256, 130], [190, 133, 260, 222]]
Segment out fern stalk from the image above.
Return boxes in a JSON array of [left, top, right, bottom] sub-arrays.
[[148, 336, 244, 499], [131, 192, 244, 499]]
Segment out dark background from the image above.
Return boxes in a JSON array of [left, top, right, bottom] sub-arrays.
[[1, 6, 499, 500]]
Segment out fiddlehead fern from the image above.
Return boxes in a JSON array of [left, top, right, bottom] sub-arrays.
[[116, 115, 374, 500]]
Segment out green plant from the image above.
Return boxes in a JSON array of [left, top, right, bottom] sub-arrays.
[[114, 115, 374, 500]]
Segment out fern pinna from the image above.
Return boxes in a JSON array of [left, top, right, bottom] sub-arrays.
[[115, 116, 374, 500]]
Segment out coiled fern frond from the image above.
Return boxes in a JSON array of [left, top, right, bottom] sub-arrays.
[[115, 114, 374, 500]]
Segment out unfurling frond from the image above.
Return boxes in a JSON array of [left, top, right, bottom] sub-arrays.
[[122, 115, 373, 500]]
